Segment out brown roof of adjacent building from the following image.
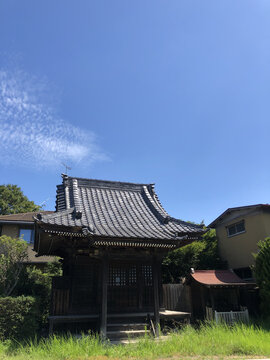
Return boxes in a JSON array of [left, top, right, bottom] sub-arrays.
[[0, 211, 54, 223], [208, 204, 270, 228], [191, 270, 249, 286]]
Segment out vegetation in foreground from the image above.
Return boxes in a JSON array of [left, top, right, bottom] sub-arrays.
[[0, 322, 270, 360]]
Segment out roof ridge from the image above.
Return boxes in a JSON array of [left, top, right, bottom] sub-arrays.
[[61, 174, 153, 188], [72, 178, 81, 212], [168, 216, 204, 229], [148, 184, 169, 217], [141, 185, 168, 223]]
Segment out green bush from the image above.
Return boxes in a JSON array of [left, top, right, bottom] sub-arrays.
[[254, 237, 270, 317], [15, 262, 62, 329], [162, 229, 226, 283], [0, 235, 28, 296], [0, 296, 38, 340]]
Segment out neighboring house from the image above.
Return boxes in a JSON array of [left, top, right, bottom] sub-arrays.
[[0, 211, 55, 265], [208, 204, 270, 279]]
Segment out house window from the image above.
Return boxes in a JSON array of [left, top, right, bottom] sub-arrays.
[[19, 228, 34, 244], [227, 220, 245, 237]]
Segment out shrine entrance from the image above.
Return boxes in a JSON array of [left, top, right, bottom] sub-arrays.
[[108, 262, 154, 313]]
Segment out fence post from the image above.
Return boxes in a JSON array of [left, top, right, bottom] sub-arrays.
[[244, 309, 249, 323]]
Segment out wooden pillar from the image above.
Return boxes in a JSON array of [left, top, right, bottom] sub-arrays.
[[236, 287, 240, 309], [137, 264, 143, 310], [200, 286, 206, 318], [158, 262, 164, 311], [210, 287, 215, 311], [153, 256, 160, 337], [100, 254, 108, 338]]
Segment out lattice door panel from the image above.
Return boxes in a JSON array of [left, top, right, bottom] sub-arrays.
[[141, 264, 154, 308], [108, 262, 154, 311], [108, 263, 138, 311]]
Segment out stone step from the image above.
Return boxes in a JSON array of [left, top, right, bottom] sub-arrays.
[[109, 338, 140, 345], [109, 335, 170, 345], [106, 316, 148, 324], [107, 329, 150, 340], [107, 323, 147, 331]]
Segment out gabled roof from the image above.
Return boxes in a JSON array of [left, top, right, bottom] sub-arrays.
[[191, 270, 250, 287], [0, 211, 53, 223], [208, 204, 270, 228], [35, 175, 204, 242]]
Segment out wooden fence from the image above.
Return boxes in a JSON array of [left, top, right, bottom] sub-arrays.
[[162, 284, 191, 312], [206, 306, 249, 324], [51, 289, 70, 315], [215, 309, 249, 324]]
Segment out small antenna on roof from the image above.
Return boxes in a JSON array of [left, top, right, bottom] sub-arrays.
[[62, 162, 71, 175], [39, 197, 51, 209]]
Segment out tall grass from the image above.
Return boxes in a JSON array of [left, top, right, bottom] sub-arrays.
[[1, 322, 270, 360]]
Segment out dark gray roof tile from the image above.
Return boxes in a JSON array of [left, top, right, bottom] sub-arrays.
[[37, 175, 204, 240]]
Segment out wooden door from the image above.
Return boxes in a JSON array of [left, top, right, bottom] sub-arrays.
[[70, 257, 99, 314], [108, 262, 153, 312]]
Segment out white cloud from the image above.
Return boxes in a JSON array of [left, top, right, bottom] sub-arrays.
[[0, 70, 107, 170]]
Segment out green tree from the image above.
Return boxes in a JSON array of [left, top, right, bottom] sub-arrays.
[[162, 229, 226, 283], [0, 235, 28, 296], [0, 184, 41, 215], [254, 237, 270, 317], [15, 261, 62, 327]]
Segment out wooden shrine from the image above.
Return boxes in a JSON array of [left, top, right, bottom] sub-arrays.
[[34, 175, 204, 337]]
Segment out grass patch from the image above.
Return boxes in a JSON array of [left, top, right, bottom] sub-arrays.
[[0, 322, 270, 360]]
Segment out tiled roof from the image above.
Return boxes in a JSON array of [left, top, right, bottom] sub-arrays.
[[191, 270, 249, 286], [0, 211, 54, 223], [36, 175, 204, 241]]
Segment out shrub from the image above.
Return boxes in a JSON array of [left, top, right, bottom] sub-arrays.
[[254, 237, 270, 317], [0, 296, 38, 340], [15, 261, 62, 329], [0, 235, 28, 296], [162, 229, 226, 283]]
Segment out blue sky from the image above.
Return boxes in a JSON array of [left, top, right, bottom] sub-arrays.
[[0, 0, 270, 225]]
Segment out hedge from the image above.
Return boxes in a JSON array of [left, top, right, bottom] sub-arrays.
[[0, 296, 38, 340]]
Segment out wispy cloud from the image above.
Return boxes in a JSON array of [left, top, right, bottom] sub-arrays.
[[0, 69, 107, 170]]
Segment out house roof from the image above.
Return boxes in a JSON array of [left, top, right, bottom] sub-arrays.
[[0, 211, 54, 223], [0, 211, 56, 264], [208, 204, 270, 228], [35, 175, 205, 242], [191, 270, 250, 286]]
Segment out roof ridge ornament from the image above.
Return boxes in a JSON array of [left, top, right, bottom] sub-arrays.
[[61, 173, 69, 180], [73, 209, 82, 219], [163, 216, 170, 224], [82, 226, 95, 236], [36, 213, 42, 220]]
